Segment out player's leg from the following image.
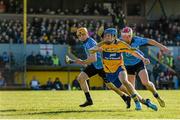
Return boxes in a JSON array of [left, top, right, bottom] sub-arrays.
[[126, 64, 158, 111], [98, 69, 125, 96], [138, 68, 165, 107], [77, 71, 93, 107], [127, 74, 144, 102], [120, 70, 158, 111], [105, 82, 125, 96], [118, 69, 142, 110], [105, 82, 131, 108], [77, 65, 99, 107], [98, 69, 131, 108], [127, 73, 158, 111], [111, 80, 131, 109], [128, 75, 136, 87]]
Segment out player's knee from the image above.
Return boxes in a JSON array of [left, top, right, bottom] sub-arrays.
[[142, 81, 150, 86], [120, 79, 129, 86], [77, 73, 87, 83], [77, 76, 84, 83]]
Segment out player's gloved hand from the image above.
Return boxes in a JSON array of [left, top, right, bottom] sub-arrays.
[[65, 55, 75, 64], [142, 58, 150, 65]]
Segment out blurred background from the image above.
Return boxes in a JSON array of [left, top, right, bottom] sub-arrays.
[[0, 0, 179, 90]]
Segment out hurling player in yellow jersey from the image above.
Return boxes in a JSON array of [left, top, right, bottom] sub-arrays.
[[90, 28, 158, 111]]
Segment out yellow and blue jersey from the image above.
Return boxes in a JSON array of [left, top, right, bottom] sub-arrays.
[[122, 36, 149, 66], [101, 39, 135, 73], [83, 37, 103, 69]]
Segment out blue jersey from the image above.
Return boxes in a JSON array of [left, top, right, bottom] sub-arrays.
[[122, 36, 149, 66], [83, 37, 103, 69]]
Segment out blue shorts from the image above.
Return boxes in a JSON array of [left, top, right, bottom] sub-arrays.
[[106, 66, 125, 88]]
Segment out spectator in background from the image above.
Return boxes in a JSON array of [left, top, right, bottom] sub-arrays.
[[173, 74, 179, 89], [72, 76, 80, 90], [156, 72, 167, 89], [165, 68, 174, 77], [9, 52, 15, 65], [152, 63, 162, 82], [0, 72, 5, 87], [52, 54, 59, 66], [36, 52, 44, 65], [46, 77, 53, 90], [53, 77, 63, 90], [2, 51, 9, 64], [166, 53, 174, 68], [30, 76, 40, 90], [44, 51, 52, 65], [0, 0, 6, 13], [0, 55, 3, 66], [157, 50, 164, 63], [27, 51, 36, 65]]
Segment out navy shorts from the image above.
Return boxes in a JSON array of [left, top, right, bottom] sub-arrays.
[[106, 66, 125, 88], [125, 61, 146, 75], [83, 64, 109, 83]]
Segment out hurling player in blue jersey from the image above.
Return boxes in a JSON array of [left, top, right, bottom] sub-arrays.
[[67, 27, 131, 108], [120, 27, 169, 107]]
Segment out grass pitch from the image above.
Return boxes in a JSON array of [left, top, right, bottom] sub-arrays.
[[0, 90, 180, 119]]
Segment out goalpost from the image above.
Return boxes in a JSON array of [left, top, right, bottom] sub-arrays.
[[22, 0, 27, 87]]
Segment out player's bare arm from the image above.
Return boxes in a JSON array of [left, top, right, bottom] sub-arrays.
[[75, 53, 97, 65], [148, 39, 169, 53], [128, 51, 150, 65]]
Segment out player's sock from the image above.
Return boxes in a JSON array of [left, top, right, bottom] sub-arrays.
[[121, 94, 127, 101], [121, 95, 131, 108], [153, 93, 159, 98], [79, 92, 93, 107], [140, 98, 146, 104], [131, 94, 141, 110], [85, 92, 92, 102], [131, 94, 138, 102]]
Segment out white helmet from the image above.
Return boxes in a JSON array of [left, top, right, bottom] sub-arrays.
[[121, 27, 133, 37]]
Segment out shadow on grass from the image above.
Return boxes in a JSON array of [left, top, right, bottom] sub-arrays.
[[0, 109, 17, 112], [0, 109, 134, 116], [27, 109, 124, 115]]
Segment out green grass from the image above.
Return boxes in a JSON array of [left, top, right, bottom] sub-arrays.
[[0, 90, 180, 119]]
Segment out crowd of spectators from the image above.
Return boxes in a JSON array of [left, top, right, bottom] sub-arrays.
[[0, 17, 179, 46], [30, 76, 63, 90], [27, 51, 60, 66], [152, 63, 179, 90], [0, 0, 22, 14], [0, 0, 179, 46], [30, 76, 81, 90], [131, 17, 180, 46], [0, 0, 122, 16]]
